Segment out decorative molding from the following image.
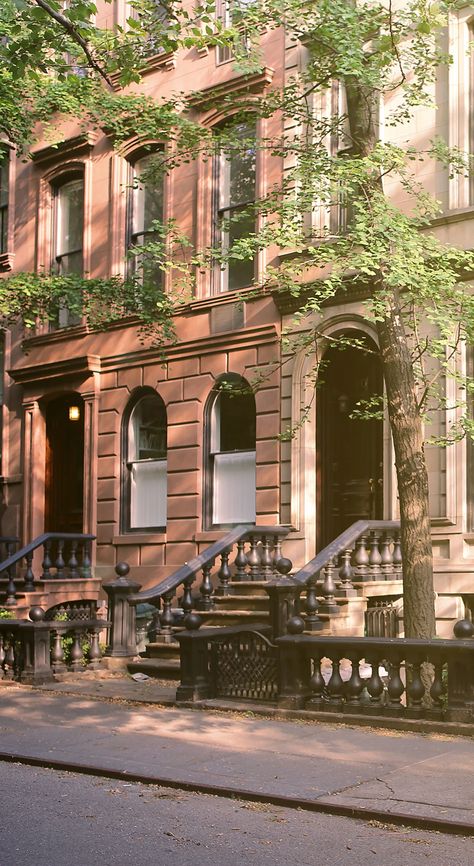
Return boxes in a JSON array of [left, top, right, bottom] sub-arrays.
[[30, 132, 98, 167], [0, 252, 14, 272], [100, 323, 279, 371], [189, 67, 274, 109], [10, 354, 101, 386], [109, 51, 177, 89]]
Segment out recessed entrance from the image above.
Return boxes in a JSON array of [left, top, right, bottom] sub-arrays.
[[45, 393, 84, 533], [316, 334, 383, 548]]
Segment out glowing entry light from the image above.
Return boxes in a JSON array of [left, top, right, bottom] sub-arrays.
[[69, 405, 80, 421]]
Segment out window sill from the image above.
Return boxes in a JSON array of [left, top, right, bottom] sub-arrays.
[[113, 533, 167, 545]]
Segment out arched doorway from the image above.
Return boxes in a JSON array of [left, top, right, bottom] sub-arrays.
[[45, 393, 84, 533], [316, 334, 383, 548]]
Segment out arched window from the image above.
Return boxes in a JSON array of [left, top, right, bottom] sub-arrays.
[[123, 390, 167, 531], [51, 171, 84, 328], [206, 376, 256, 526]]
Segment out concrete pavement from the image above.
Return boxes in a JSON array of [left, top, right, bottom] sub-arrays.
[[0, 678, 473, 835]]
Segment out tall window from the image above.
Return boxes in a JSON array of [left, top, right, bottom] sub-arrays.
[[216, 0, 254, 65], [0, 149, 9, 255], [215, 120, 257, 293], [123, 390, 167, 531], [51, 175, 84, 328], [126, 1, 169, 55], [207, 376, 256, 526], [129, 153, 164, 285]]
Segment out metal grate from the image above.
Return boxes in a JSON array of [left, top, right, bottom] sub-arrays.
[[211, 631, 278, 701]]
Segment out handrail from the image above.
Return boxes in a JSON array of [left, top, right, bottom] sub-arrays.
[[129, 524, 290, 605], [0, 532, 96, 577], [292, 520, 401, 585]]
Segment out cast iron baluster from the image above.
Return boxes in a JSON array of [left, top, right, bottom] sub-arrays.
[[338, 550, 354, 592], [260, 535, 273, 579], [319, 557, 339, 614], [306, 655, 326, 709], [88, 629, 102, 670], [23, 551, 35, 592], [160, 592, 175, 639], [369, 532, 382, 579], [234, 540, 247, 580], [42, 540, 52, 579], [247, 534, 261, 580], [55, 540, 65, 580], [81, 540, 92, 579], [272, 534, 283, 573], [199, 562, 214, 610], [5, 565, 17, 606], [4, 634, 16, 680], [429, 661, 445, 717], [217, 550, 232, 596], [69, 629, 84, 672], [386, 658, 405, 714], [304, 574, 322, 631], [51, 631, 66, 672], [380, 534, 393, 578], [345, 655, 364, 708], [326, 656, 344, 711], [406, 660, 425, 716], [354, 535, 369, 579], [0, 634, 5, 678], [181, 576, 194, 614], [366, 658, 385, 711], [392, 532, 402, 575], [68, 541, 79, 578]]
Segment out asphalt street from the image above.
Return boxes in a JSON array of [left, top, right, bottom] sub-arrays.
[[1, 762, 473, 866]]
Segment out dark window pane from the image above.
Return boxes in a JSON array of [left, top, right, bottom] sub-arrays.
[[219, 389, 256, 451]]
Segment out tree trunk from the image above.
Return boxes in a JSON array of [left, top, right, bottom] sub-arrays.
[[344, 62, 436, 638], [376, 292, 436, 639]]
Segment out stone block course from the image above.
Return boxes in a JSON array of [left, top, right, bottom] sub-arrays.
[[167, 400, 201, 425], [167, 446, 200, 472], [118, 367, 143, 391], [98, 433, 118, 457], [168, 421, 200, 448], [97, 456, 118, 479], [168, 357, 200, 379]]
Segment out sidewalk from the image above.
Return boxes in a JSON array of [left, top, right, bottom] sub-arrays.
[[0, 677, 473, 836]]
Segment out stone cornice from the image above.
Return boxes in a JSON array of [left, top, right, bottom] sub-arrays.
[[9, 354, 101, 385], [30, 132, 98, 167], [189, 67, 274, 110]]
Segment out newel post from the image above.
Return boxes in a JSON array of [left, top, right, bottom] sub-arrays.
[[264, 558, 300, 641], [175, 613, 212, 702], [103, 562, 141, 667]]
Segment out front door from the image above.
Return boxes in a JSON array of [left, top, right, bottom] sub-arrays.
[[317, 336, 383, 548], [45, 394, 84, 533]]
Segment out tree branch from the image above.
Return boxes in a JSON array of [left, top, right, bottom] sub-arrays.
[[32, 0, 114, 89]]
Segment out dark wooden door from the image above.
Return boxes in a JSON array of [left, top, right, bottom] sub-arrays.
[[317, 338, 383, 549], [45, 395, 84, 533]]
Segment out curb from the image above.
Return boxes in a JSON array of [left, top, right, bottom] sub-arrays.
[[0, 750, 472, 837]]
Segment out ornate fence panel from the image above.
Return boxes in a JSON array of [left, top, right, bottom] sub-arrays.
[[210, 630, 278, 701]]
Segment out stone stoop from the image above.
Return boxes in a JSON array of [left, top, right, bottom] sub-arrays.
[[0, 578, 103, 620]]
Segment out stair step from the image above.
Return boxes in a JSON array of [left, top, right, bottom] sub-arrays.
[[142, 641, 180, 660], [224, 581, 270, 597], [199, 610, 270, 628], [213, 594, 269, 611], [127, 658, 181, 679]]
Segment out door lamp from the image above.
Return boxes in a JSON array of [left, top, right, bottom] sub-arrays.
[[68, 405, 80, 422]]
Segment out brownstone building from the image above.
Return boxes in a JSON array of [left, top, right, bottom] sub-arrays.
[[1, 3, 474, 635]]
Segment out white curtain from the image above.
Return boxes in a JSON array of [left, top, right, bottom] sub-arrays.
[[213, 450, 256, 524], [130, 459, 167, 528]]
